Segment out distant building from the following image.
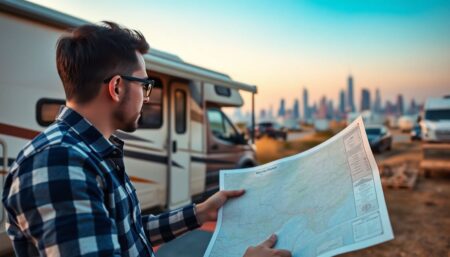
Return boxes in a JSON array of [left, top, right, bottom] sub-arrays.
[[385, 100, 396, 115], [278, 98, 286, 117], [327, 100, 334, 119], [316, 96, 328, 119], [396, 94, 404, 116], [361, 88, 371, 111], [311, 103, 318, 117], [374, 88, 382, 113], [303, 87, 310, 121], [339, 89, 346, 115], [268, 105, 274, 119], [408, 98, 419, 115], [285, 109, 293, 119], [259, 109, 267, 120], [293, 99, 300, 119], [347, 75, 355, 112]]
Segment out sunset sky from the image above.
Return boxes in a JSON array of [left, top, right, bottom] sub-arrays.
[[29, 0, 450, 113]]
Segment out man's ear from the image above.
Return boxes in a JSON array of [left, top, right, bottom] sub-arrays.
[[107, 75, 121, 102]]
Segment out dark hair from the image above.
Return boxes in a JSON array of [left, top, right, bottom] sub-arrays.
[[56, 21, 149, 103]]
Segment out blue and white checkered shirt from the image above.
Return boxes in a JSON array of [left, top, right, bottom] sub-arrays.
[[2, 106, 200, 256]]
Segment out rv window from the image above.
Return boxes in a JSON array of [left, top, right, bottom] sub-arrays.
[[175, 89, 187, 134], [36, 98, 65, 126], [207, 108, 238, 143], [214, 85, 231, 97], [425, 110, 450, 121], [139, 77, 163, 128]]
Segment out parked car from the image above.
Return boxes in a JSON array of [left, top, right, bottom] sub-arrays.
[[398, 115, 415, 132], [410, 124, 422, 141], [282, 118, 303, 132], [314, 119, 330, 132], [254, 122, 288, 140], [365, 125, 392, 153]]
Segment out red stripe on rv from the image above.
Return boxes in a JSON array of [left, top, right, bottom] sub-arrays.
[[129, 175, 157, 184], [0, 122, 40, 140]]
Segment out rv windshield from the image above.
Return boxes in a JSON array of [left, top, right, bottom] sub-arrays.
[[425, 110, 450, 121], [207, 108, 239, 143]]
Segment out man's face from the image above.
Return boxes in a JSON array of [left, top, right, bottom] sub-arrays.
[[114, 52, 148, 132]]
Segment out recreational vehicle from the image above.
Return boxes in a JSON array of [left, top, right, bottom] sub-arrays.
[[420, 96, 450, 142], [0, 1, 257, 253]]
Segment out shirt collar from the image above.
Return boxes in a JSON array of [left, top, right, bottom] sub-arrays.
[[56, 106, 123, 158]]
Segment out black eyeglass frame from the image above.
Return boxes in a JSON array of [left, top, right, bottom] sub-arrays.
[[103, 75, 155, 97]]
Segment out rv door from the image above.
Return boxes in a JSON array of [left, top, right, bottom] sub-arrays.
[[168, 82, 191, 209]]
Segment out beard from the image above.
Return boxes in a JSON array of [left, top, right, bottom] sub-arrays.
[[117, 109, 141, 132], [113, 89, 142, 132]]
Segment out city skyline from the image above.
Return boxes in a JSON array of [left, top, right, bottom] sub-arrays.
[[28, 0, 450, 112], [251, 83, 423, 123]]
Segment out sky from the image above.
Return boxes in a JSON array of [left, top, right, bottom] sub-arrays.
[[28, 0, 450, 113]]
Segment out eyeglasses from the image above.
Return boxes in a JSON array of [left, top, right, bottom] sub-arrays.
[[104, 75, 155, 98]]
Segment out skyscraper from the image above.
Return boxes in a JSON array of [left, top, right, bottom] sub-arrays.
[[374, 88, 382, 113], [311, 103, 318, 118], [361, 88, 371, 111], [408, 99, 419, 115], [347, 75, 355, 112], [268, 105, 274, 119], [327, 100, 334, 119], [385, 100, 395, 115], [339, 89, 346, 115], [278, 98, 286, 117], [396, 94, 404, 116], [317, 96, 328, 119], [303, 88, 309, 121], [293, 99, 300, 119]]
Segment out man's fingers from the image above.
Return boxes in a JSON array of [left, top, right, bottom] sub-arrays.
[[273, 249, 292, 257], [222, 189, 245, 198], [243, 234, 292, 257], [260, 234, 277, 248], [208, 190, 245, 210]]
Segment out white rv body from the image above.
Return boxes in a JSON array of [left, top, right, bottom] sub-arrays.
[[0, 1, 257, 254], [420, 96, 450, 142]]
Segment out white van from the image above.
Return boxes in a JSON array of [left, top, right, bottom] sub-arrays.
[[420, 96, 450, 142], [0, 1, 257, 253], [398, 115, 415, 133]]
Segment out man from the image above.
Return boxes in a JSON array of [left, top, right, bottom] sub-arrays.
[[2, 22, 290, 257]]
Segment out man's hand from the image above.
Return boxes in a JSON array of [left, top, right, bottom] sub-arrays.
[[195, 190, 245, 225], [243, 234, 291, 257]]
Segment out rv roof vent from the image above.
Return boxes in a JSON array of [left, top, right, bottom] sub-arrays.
[[215, 85, 231, 97]]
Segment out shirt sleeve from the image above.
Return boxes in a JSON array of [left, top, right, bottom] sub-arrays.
[[141, 204, 200, 245], [2, 145, 121, 257]]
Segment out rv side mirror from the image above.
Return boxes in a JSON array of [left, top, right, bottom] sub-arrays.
[[234, 132, 247, 145]]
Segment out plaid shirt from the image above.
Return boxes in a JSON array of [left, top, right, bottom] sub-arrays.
[[2, 106, 200, 257]]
